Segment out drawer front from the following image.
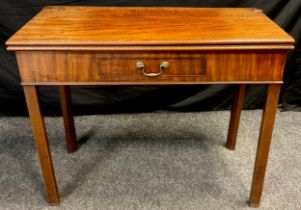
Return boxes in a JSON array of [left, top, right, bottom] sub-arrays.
[[16, 51, 286, 84], [98, 55, 206, 77]]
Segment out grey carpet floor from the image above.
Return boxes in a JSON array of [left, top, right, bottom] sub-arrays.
[[0, 110, 300, 210]]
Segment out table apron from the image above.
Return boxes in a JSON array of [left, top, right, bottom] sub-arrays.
[[16, 51, 286, 84]]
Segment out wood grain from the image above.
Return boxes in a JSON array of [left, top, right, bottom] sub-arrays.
[[16, 51, 287, 84], [59, 86, 77, 153], [23, 86, 60, 205], [6, 7, 294, 48], [226, 84, 246, 150], [249, 84, 281, 207]]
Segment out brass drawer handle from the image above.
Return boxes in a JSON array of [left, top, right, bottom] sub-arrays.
[[135, 61, 145, 71], [136, 61, 169, 77], [160, 61, 169, 71]]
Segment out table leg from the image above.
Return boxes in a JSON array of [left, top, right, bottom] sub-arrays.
[[226, 84, 246, 150], [249, 84, 281, 207], [23, 86, 60, 205], [59, 86, 77, 153]]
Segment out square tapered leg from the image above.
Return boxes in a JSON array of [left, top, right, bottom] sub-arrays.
[[24, 86, 60, 205], [226, 84, 246, 150], [249, 84, 281, 207], [59, 86, 77, 153]]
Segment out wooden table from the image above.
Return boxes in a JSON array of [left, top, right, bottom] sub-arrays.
[[6, 7, 294, 207]]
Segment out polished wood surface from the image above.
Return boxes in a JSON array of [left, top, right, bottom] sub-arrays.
[[16, 51, 286, 84], [226, 84, 246, 150], [23, 86, 60, 205], [59, 86, 77, 153], [6, 7, 294, 48], [7, 6, 294, 207], [249, 84, 281, 207]]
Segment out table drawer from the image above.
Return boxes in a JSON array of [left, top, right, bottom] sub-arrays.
[[16, 51, 286, 84], [98, 55, 206, 77]]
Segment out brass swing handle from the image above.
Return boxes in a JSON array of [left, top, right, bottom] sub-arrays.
[[136, 61, 169, 77]]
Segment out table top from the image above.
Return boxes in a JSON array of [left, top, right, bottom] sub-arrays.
[[6, 6, 294, 49]]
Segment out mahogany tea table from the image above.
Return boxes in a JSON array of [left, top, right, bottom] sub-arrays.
[[6, 6, 294, 207]]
